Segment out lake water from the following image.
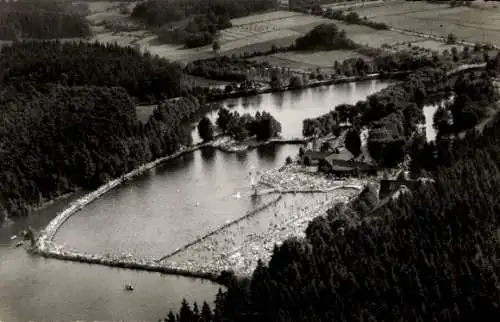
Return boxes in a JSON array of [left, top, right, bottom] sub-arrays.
[[0, 79, 390, 322]]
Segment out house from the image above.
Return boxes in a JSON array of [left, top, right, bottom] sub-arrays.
[[302, 147, 353, 166], [318, 157, 377, 178]]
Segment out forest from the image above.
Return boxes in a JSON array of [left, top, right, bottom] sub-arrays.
[[0, 41, 184, 103], [0, 0, 90, 40], [131, 0, 278, 48], [166, 60, 500, 322], [0, 84, 207, 223], [0, 41, 219, 223]]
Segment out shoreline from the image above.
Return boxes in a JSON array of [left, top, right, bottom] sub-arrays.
[[31, 137, 365, 282], [34, 136, 299, 243], [30, 136, 315, 280], [206, 73, 387, 102]]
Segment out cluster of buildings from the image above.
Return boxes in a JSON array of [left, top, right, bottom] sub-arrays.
[[300, 147, 377, 178]]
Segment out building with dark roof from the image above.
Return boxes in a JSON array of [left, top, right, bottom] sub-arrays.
[[301, 147, 354, 166], [318, 157, 377, 178]]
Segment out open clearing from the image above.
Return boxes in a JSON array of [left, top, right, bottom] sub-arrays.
[[352, 0, 500, 45]]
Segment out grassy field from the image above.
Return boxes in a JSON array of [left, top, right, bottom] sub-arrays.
[[272, 50, 366, 69], [352, 0, 500, 45], [392, 39, 464, 55], [250, 54, 323, 72]]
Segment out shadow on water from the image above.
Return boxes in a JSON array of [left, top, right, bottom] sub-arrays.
[[250, 193, 262, 206], [236, 151, 248, 163], [155, 152, 195, 175], [271, 91, 285, 109], [256, 144, 278, 162], [290, 88, 304, 101], [200, 147, 216, 162]]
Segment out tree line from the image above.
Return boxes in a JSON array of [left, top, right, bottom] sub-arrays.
[[184, 56, 271, 82], [0, 0, 91, 40], [0, 41, 184, 103], [131, 0, 278, 48], [166, 76, 500, 322]]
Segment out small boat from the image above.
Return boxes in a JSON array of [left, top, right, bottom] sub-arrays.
[[15, 241, 24, 247], [10, 235, 17, 240], [125, 284, 134, 291]]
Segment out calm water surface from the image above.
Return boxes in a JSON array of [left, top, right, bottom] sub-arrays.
[[0, 80, 390, 321], [193, 80, 390, 141]]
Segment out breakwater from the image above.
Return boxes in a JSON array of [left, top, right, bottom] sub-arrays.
[[156, 194, 284, 262], [31, 246, 223, 283], [35, 137, 302, 248]]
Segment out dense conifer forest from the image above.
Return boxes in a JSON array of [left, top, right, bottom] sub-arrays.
[[0, 0, 91, 40], [0, 40, 219, 224], [165, 60, 500, 322], [0, 41, 184, 103], [0, 83, 204, 223]]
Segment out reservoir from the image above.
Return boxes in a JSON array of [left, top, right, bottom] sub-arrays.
[[0, 80, 390, 321]]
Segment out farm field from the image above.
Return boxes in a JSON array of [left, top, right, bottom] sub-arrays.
[[336, 22, 423, 48], [88, 10, 338, 62], [321, 0, 384, 10], [291, 19, 423, 48], [352, 0, 500, 45], [249, 50, 367, 73]]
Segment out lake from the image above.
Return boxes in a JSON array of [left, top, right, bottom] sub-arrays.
[[0, 79, 390, 321]]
